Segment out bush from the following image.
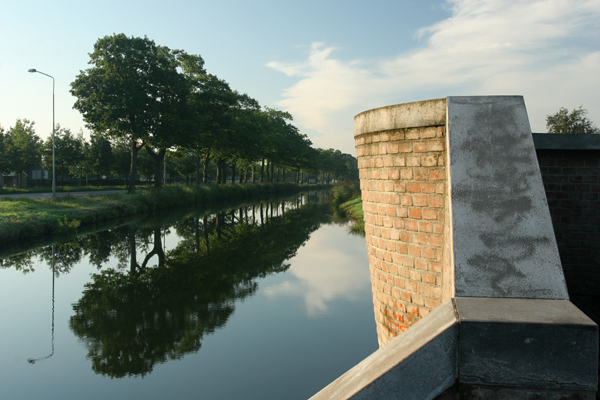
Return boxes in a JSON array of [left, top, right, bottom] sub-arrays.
[[329, 181, 361, 209]]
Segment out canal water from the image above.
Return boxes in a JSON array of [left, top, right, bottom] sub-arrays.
[[0, 192, 378, 400]]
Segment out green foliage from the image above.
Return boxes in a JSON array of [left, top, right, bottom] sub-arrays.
[[70, 34, 190, 192], [546, 106, 599, 134], [329, 181, 361, 209], [56, 215, 81, 235], [4, 119, 43, 186], [340, 197, 365, 236], [0, 183, 327, 243], [0, 124, 7, 174], [42, 125, 85, 186]]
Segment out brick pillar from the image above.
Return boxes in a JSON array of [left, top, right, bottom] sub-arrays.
[[354, 100, 451, 347]]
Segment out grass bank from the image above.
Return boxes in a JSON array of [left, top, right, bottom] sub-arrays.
[[0, 185, 128, 195], [339, 197, 365, 235], [328, 182, 364, 235], [0, 183, 328, 244]]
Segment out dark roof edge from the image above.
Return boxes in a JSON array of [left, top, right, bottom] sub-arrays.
[[532, 133, 600, 150]]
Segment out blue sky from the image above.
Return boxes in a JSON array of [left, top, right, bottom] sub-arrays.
[[1, 0, 598, 155]]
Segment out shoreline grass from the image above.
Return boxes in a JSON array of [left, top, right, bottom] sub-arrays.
[[339, 197, 365, 235], [0, 183, 328, 244], [0, 185, 130, 195]]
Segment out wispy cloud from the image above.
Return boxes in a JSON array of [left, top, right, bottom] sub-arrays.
[[263, 224, 371, 317], [268, 0, 600, 152]]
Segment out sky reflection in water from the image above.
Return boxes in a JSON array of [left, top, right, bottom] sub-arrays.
[[0, 196, 377, 400]]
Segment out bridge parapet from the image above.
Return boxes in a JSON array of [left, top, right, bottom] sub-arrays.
[[311, 96, 597, 399]]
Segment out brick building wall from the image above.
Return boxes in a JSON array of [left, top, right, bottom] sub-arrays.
[[355, 124, 451, 346], [533, 134, 600, 296]]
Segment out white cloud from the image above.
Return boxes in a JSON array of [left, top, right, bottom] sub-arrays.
[[263, 224, 371, 317], [268, 0, 600, 151]]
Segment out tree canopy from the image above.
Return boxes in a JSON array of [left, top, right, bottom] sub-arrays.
[[546, 106, 599, 134], [3, 34, 357, 190]]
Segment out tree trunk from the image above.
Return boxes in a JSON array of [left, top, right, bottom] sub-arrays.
[[216, 158, 222, 184], [128, 227, 138, 276], [202, 149, 211, 184], [231, 163, 236, 184], [145, 146, 166, 190], [260, 159, 265, 183], [128, 140, 144, 194], [266, 160, 270, 183], [203, 215, 210, 255], [195, 153, 201, 184]]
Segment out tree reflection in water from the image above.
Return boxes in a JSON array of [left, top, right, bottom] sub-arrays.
[[65, 194, 331, 378]]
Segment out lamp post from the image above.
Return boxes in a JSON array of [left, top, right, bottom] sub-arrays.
[[28, 69, 56, 201]]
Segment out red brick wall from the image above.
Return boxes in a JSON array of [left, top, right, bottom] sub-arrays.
[[536, 149, 600, 296], [355, 126, 451, 347]]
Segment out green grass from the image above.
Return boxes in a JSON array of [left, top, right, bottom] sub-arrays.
[[0, 185, 128, 195], [339, 197, 364, 235], [0, 183, 329, 244]]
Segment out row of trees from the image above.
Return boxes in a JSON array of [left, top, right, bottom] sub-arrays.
[[1, 34, 358, 189], [0, 119, 357, 188], [68, 34, 357, 192]]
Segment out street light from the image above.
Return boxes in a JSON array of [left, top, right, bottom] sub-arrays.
[[28, 69, 56, 201]]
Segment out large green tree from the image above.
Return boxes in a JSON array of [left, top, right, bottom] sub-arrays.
[[0, 124, 7, 174], [5, 119, 42, 187], [546, 106, 599, 134], [85, 131, 114, 185], [71, 34, 189, 193]]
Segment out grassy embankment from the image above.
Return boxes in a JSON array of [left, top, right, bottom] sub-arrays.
[[330, 182, 364, 235], [0, 183, 327, 244], [0, 185, 128, 195], [339, 197, 364, 235]]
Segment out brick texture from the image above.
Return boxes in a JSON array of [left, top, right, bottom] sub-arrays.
[[356, 126, 450, 347], [536, 148, 600, 296]]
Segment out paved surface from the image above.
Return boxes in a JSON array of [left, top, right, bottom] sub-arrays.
[[0, 190, 128, 200]]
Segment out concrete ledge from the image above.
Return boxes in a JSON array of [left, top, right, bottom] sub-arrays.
[[311, 297, 598, 399], [309, 300, 458, 400], [532, 133, 600, 150], [354, 98, 446, 137], [456, 297, 599, 391]]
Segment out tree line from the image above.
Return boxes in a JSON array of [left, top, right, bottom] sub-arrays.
[[1, 34, 358, 190]]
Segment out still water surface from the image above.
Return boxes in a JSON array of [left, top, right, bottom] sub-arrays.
[[0, 193, 378, 400]]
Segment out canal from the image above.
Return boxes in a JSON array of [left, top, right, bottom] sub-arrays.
[[0, 191, 378, 400]]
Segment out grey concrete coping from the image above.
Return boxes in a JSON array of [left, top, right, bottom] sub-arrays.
[[532, 133, 600, 150], [309, 300, 458, 400], [354, 98, 446, 137], [446, 96, 569, 299], [455, 297, 598, 391], [310, 296, 598, 398]]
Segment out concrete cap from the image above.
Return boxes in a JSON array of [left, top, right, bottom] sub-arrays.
[[532, 133, 600, 150], [455, 297, 597, 326], [354, 98, 446, 137]]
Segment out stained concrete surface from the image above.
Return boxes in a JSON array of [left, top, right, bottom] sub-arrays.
[[446, 96, 569, 299]]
